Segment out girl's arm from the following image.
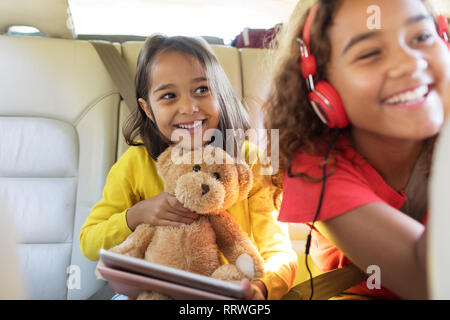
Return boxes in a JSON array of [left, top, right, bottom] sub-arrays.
[[316, 202, 427, 299], [248, 163, 298, 300]]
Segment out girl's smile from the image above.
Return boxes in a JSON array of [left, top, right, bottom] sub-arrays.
[[173, 119, 207, 135], [381, 84, 439, 113]]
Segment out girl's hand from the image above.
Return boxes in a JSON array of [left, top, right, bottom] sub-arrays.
[[126, 192, 199, 230], [240, 279, 267, 300]]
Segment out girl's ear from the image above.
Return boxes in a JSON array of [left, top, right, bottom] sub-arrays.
[[138, 98, 154, 122]]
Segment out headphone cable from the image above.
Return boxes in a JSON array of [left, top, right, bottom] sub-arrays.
[[305, 127, 341, 300]]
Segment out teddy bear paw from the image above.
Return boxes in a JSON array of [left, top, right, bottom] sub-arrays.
[[236, 253, 255, 280]]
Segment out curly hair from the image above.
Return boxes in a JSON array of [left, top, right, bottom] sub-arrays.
[[264, 0, 441, 209]]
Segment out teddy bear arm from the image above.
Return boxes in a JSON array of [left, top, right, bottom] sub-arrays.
[[109, 224, 155, 258], [209, 212, 265, 278]]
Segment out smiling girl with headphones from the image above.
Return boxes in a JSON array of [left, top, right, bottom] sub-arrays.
[[265, 0, 450, 299]]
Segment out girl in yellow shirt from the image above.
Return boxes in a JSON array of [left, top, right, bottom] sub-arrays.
[[79, 35, 297, 300]]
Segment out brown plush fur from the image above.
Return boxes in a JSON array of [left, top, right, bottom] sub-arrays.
[[108, 145, 265, 299]]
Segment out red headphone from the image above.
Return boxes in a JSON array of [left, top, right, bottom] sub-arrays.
[[298, 4, 450, 129], [438, 14, 450, 50]]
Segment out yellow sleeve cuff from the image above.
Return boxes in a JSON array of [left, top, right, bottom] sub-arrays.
[[114, 209, 134, 241], [79, 209, 133, 261], [254, 272, 289, 300]]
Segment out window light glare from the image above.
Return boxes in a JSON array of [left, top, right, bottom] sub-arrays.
[[8, 26, 40, 34]]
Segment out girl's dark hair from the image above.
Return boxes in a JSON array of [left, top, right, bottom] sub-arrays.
[[264, 0, 439, 209], [124, 34, 251, 159]]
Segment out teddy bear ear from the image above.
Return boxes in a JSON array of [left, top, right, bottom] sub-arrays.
[[236, 161, 254, 201], [156, 145, 174, 178]]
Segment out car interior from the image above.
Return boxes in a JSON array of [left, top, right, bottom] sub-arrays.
[[0, 0, 449, 300]]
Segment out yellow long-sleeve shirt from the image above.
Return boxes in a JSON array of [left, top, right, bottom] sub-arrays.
[[79, 142, 297, 299]]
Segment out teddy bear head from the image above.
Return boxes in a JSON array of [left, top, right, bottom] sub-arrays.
[[156, 144, 253, 214]]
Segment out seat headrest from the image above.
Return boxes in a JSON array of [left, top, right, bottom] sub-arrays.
[[0, 0, 75, 39]]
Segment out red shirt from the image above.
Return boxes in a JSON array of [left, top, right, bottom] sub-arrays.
[[278, 135, 427, 299]]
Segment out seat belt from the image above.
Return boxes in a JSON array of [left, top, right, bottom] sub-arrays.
[[283, 264, 368, 300], [90, 40, 138, 114]]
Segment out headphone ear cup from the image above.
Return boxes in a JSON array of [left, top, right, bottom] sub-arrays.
[[308, 81, 349, 129], [437, 15, 450, 50]]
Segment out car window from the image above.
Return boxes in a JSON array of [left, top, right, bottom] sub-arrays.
[[68, 0, 297, 44]]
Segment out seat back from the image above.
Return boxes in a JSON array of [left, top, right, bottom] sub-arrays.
[[0, 0, 120, 299], [1, 0, 317, 298], [240, 48, 271, 132], [429, 122, 450, 299], [0, 204, 27, 299]]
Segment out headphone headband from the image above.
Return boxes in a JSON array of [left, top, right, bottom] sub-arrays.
[[438, 15, 449, 47], [302, 3, 319, 48]]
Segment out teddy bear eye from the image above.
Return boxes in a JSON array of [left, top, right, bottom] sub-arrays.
[[213, 172, 220, 179], [193, 165, 201, 172]]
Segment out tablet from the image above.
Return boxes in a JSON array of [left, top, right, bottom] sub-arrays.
[[96, 266, 240, 300], [99, 249, 245, 299]]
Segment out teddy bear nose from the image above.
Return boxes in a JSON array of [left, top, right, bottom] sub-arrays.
[[201, 184, 210, 195]]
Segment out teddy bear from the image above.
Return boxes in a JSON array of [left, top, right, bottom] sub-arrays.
[[106, 144, 265, 300]]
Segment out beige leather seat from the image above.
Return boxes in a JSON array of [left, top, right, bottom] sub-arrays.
[[0, 207, 27, 299], [240, 48, 271, 132], [429, 121, 450, 299], [0, 0, 316, 299], [0, 0, 119, 299]]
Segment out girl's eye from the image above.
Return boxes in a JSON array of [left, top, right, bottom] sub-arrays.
[[213, 172, 220, 180], [412, 32, 432, 45], [194, 86, 209, 95], [161, 92, 176, 100], [357, 50, 381, 61]]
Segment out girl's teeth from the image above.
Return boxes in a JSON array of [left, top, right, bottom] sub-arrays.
[[178, 121, 203, 129], [385, 85, 429, 105]]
